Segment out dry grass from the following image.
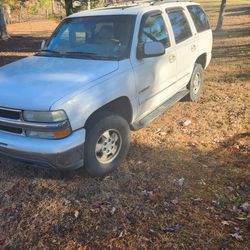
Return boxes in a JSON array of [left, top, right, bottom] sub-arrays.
[[0, 3, 250, 250]]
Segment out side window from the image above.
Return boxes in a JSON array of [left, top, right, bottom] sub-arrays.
[[139, 13, 170, 48], [187, 5, 210, 33], [167, 10, 192, 44]]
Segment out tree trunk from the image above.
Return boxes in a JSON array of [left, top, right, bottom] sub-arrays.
[[52, 0, 55, 15], [19, 5, 23, 22], [58, 1, 63, 19], [64, 0, 73, 16], [0, 7, 9, 40], [216, 0, 227, 31]]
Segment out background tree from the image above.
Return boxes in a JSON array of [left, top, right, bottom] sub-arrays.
[[0, 6, 9, 40], [64, 0, 73, 16], [216, 0, 227, 31], [65, 0, 105, 15]]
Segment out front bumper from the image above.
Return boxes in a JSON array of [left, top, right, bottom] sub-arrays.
[[0, 129, 86, 170]]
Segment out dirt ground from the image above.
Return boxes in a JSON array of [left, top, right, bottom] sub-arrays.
[[0, 4, 250, 250]]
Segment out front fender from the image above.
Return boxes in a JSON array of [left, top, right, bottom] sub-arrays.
[[51, 60, 138, 131]]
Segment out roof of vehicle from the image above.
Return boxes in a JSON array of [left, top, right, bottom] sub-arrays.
[[69, 0, 199, 18]]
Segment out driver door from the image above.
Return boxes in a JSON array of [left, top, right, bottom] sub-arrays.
[[131, 10, 177, 118]]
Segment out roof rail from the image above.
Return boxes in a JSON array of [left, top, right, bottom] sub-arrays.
[[149, 0, 192, 5], [104, 0, 192, 8]]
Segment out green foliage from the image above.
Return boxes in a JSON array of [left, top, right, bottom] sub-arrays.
[[74, 0, 101, 12], [28, 0, 51, 14], [1, 0, 51, 11], [231, 195, 243, 207], [8, 239, 20, 249]]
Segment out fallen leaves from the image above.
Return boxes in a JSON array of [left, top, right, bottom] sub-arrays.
[[164, 224, 180, 233], [175, 178, 185, 188], [159, 132, 167, 136], [148, 192, 161, 202], [141, 190, 162, 202], [110, 207, 116, 215], [181, 119, 192, 127], [74, 210, 80, 218], [229, 204, 249, 215], [235, 217, 247, 221], [171, 198, 179, 205], [191, 197, 203, 205], [62, 199, 71, 206], [240, 202, 250, 213], [221, 220, 230, 226], [90, 205, 102, 214], [230, 232, 243, 241]]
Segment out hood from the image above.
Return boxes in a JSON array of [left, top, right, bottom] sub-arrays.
[[0, 56, 118, 110]]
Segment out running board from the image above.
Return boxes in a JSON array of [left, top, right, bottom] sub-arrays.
[[131, 90, 189, 130]]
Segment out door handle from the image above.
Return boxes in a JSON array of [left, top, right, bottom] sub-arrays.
[[191, 44, 197, 52], [169, 54, 176, 63]]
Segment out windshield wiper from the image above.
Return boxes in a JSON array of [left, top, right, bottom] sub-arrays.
[[41, 49, 61, 54], [95, 55, 118, 60], [65, 52, 118, 60], [40, 50, 117, 60], [65, 51, 98, 59]]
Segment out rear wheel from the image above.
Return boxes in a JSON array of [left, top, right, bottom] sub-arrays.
[[184, 63, 204, 102], [84, 112, 130, 177]]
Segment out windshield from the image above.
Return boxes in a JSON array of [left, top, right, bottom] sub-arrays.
[[40, 15, 136, 60]]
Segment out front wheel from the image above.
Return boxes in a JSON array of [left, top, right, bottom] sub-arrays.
[[84, 112, 130, 177], [184, 63, 204, 102]]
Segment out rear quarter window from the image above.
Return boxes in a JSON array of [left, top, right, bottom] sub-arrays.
[[187, 5, 210, 33]]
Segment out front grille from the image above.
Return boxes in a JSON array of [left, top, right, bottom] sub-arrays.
[[0, 125, 23, 134], [0, 107, 23, 135], [0, 108, 20, 120]]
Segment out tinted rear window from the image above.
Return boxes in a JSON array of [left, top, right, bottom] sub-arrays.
[[187, 5, 210, 33], [167, 10, 192, 44]]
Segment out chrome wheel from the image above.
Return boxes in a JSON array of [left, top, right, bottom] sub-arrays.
[[95, 129, 122, 164], [193, 72, 201, 94]]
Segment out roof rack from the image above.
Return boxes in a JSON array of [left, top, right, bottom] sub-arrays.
[[104, 0, 192, 7], [150, 0, 192, 6]]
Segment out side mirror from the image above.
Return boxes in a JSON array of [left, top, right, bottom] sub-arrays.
[[138, 41, 165, 59], [144, 41, 165, 58], [41, 40, 46, 50]]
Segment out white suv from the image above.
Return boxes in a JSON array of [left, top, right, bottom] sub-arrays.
[[0, 0, 212, 176]]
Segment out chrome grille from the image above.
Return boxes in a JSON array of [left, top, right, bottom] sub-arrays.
[[0, 108, 70, 137], [0, 107, 23, 134], [0, 108, 21, 120]]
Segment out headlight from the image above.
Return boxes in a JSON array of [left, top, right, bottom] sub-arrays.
[[23, 110, 67, 122], [22, 110, 72, 139]]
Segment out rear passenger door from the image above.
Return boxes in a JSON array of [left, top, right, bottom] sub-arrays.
[[166, 8, 197, 86], [187, 5, 213, 67]]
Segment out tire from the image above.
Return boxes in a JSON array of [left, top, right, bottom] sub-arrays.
[[184, 63, 204, 102], [84, 112, 130, 177]]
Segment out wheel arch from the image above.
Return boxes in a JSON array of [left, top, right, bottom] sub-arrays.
[[84, 96, 133, 128], [195, 53, 207, 69]]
